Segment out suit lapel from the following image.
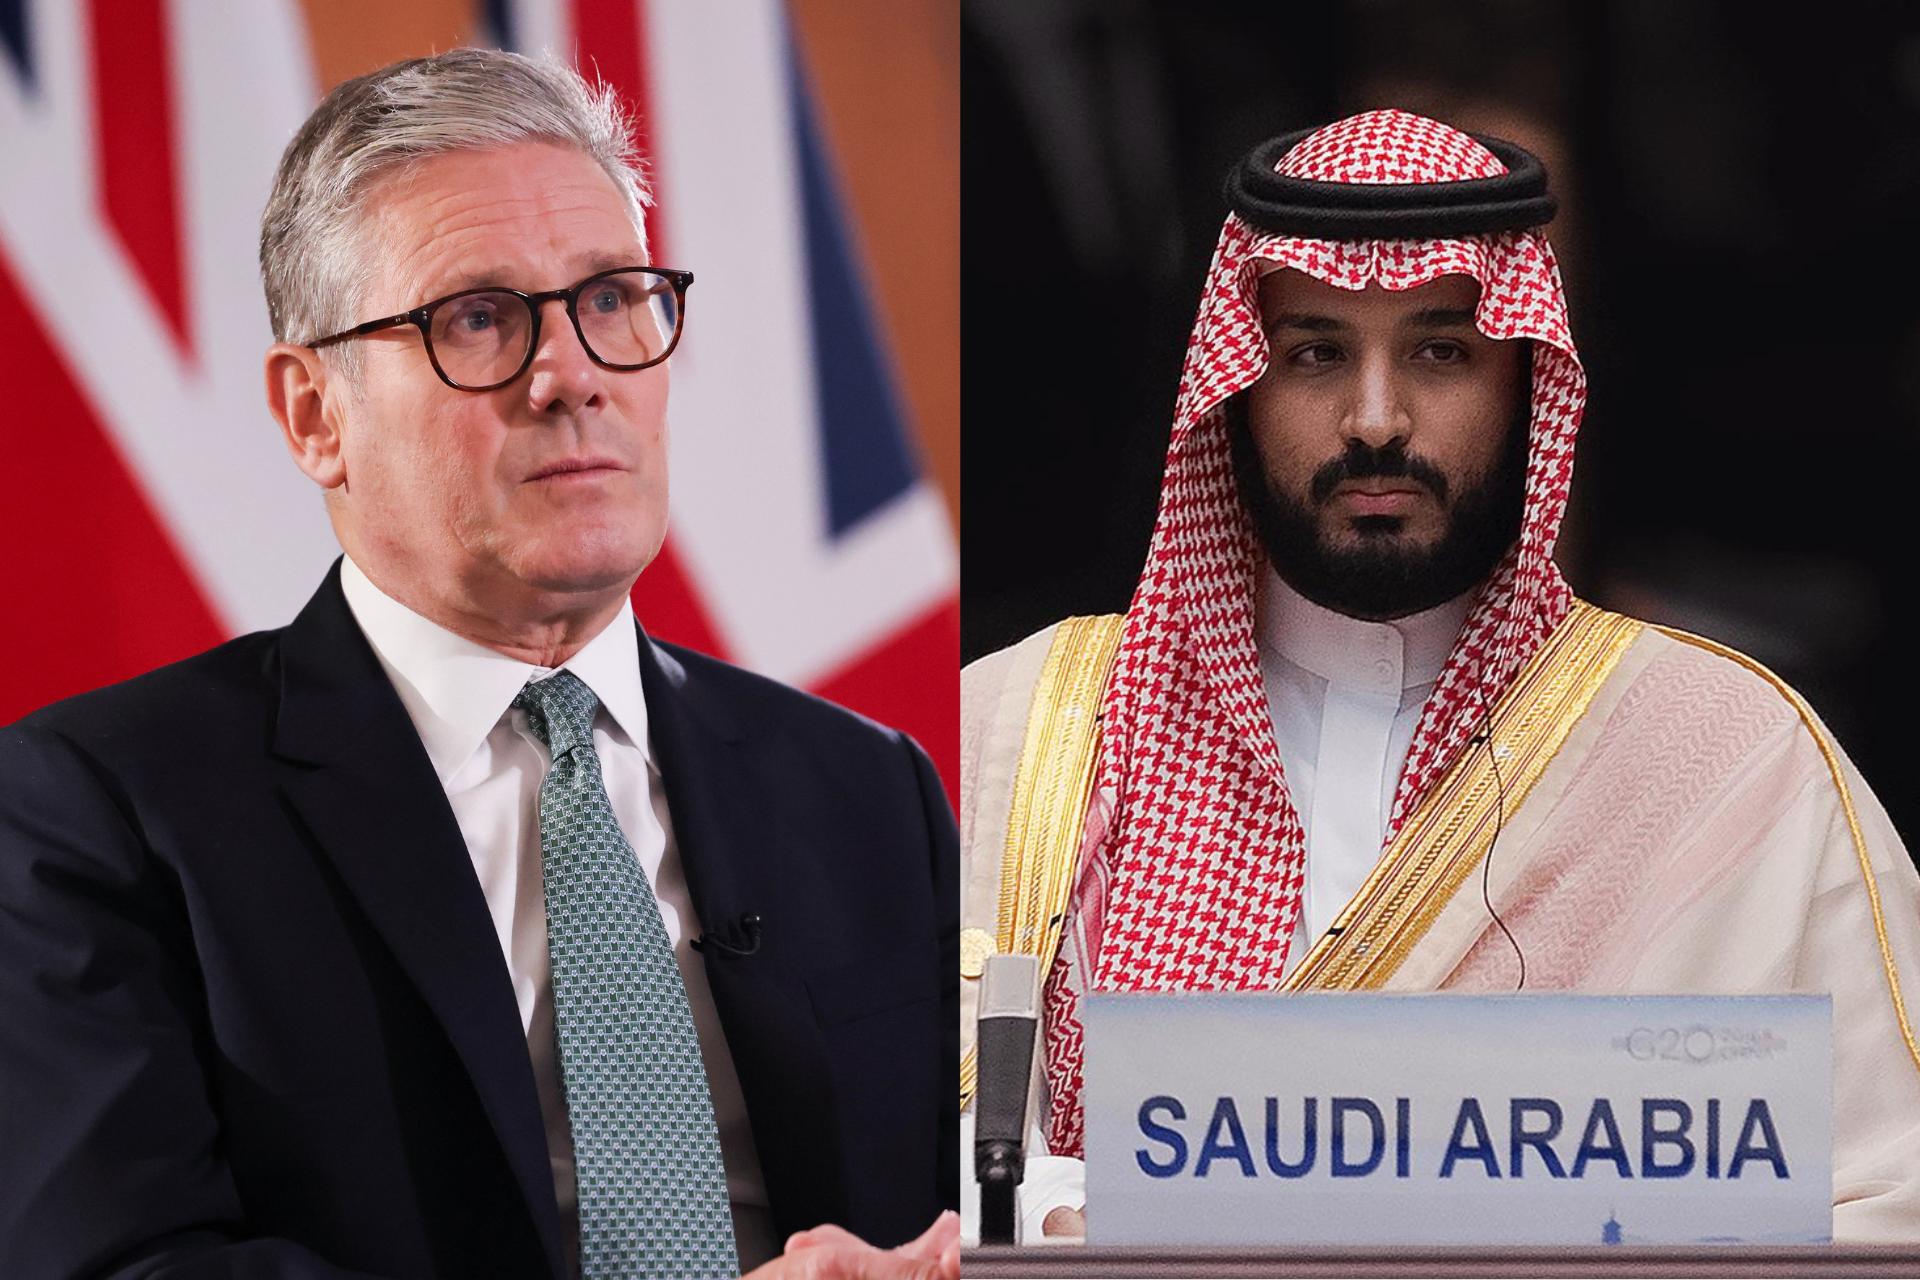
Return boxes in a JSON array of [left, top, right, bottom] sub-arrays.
[[638, 631, 852, 1237], [273, 565, 564, 1279]]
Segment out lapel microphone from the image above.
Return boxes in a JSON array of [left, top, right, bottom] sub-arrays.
[[691, 911, 762, 957]]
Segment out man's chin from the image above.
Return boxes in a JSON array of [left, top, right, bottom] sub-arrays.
[[1325, 513, 1445, 549], [1322, 533, 1443, 566], [1275, 531, 1465, 621], [505, 533, 659, 600]]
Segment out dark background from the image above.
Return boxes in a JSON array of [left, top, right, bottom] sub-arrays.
[[963, 0, 1920, 845]]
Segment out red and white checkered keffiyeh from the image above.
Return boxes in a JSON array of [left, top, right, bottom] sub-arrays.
[[1041, 109, 1585, 1156]]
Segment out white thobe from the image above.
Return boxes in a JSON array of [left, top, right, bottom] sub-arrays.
[[1256, 570, 1474, 972]]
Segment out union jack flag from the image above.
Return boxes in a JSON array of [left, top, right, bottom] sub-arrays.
[[0, 0, 959, 794]]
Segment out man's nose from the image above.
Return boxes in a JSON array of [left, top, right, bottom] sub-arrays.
[[522, 298, 604, 416], [1342, 354, 1411, 448]]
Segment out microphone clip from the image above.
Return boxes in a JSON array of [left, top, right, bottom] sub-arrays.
[[692, 911, 762, 957]]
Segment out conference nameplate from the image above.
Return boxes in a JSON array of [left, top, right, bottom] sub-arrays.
[[1082, 993, 1831, 1246]]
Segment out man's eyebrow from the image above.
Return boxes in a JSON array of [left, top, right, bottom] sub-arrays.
[[576, 249, 646, 277], [1406, 307, 1479, 329], [1266, 312, 1346, 332], [1263, 306, 1481, 333], [432, 252, 646, 296], [425, 266, 518, 296]]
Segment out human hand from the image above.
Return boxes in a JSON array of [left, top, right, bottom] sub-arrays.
[[746, 1210, 959, 1280], [1041, 1205, 1085, 1239]]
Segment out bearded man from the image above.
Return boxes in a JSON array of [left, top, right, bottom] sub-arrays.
[[959, 109, 1920, 1243]]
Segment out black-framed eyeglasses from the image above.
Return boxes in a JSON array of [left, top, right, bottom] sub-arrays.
[[305, 266, 693, 392]]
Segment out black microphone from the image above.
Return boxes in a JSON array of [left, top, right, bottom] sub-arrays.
[[691, 912, 762, 957], [974, 953, 1040, 1246]]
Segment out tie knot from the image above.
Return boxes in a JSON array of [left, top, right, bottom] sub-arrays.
[[513, 670, 601, 758]]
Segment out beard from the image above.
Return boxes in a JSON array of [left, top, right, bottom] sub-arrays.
[[1226, 395, 1529, 622]]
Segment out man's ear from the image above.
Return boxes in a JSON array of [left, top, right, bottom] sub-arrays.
[[266, 343, 349, 490]]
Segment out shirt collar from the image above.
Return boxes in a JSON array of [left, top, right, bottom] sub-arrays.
[[339, 555, 649, 783], [1257, 565, 1474, 695]]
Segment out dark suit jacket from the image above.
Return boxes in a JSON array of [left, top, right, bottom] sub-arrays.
[[0, 564, 958, 1279]]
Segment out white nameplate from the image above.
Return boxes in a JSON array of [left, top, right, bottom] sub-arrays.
[[1082, 993, 1830, 1246]]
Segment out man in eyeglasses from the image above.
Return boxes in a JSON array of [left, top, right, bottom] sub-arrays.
[[0, 49, 956, 1280]]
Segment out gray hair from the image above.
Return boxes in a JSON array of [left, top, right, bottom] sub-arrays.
[[259, 47, 650, 358]]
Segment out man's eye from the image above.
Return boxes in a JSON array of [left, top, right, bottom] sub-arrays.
[[1288, 342, 1341, 367], [450, 302, 498, 332], [1417, 340, 1468, 364], [589, 286, 627, 313]]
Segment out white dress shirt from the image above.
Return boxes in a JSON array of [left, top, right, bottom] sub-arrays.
[[339, 557, 775, 1270], [1256, 569, 1474, 971]]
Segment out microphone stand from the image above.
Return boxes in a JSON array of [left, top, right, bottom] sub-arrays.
[[974, 954, 1040, 1246]]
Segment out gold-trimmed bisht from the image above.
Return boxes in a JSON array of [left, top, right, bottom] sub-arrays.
[[964, 595, 1920, 1109], [1649, 624, 1920, 1082], [960, 615, 1123, 1113]]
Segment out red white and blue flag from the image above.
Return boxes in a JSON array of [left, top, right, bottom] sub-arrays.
[[0, 0, 959, 793]]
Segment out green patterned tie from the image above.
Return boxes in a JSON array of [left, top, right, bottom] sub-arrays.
[[515, 671, 740, 1279]]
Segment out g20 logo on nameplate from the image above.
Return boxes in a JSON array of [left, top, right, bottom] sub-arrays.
[[1082, 993, 1831, 1246]]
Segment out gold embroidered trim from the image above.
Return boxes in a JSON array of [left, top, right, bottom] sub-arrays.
[[1285, 601, 1643, 992], [1651, 625, 1920, 1082], [961, 615, 1125, 1111]]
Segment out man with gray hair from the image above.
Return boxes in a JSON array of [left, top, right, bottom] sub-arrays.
[[0, 49, 956, 1280]]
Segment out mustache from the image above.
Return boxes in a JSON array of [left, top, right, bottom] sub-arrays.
[[1308, 439, 1451, 505]]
